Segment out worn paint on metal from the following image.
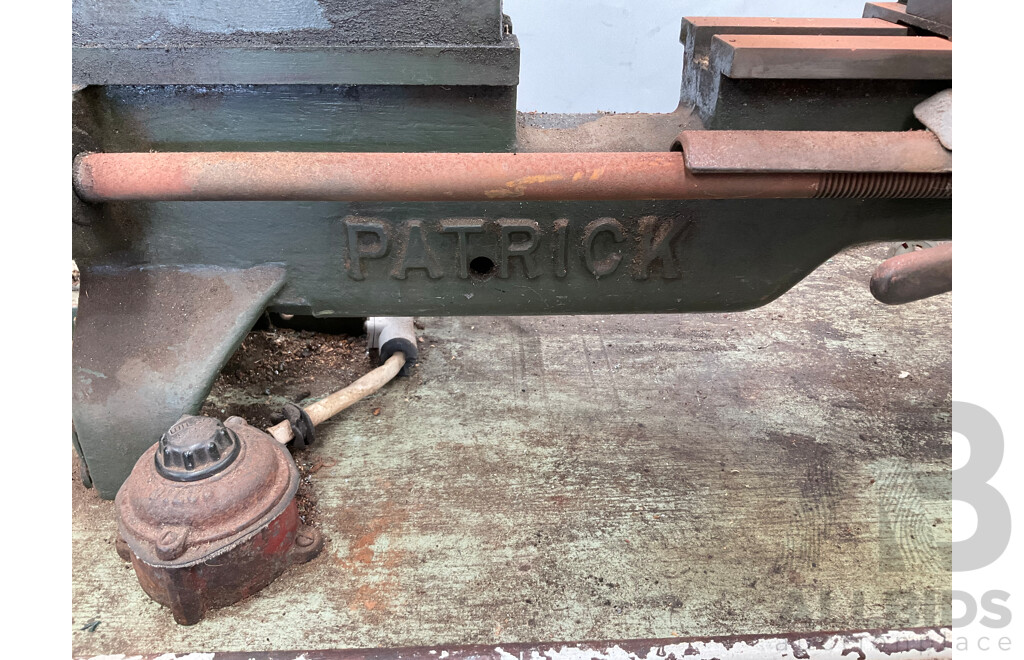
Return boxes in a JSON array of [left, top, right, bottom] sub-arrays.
[[905, 0, 952, 29], [72, 198, 951, 318], [72, 0, 514, 86], [862, 3, 952, 39], [714, 35, 952, 80], [117, 417, 322, 624], [72, 265, 287, 498], [74, 151, 952, 203], [73, 83, 517, 154], [72, 44, 522, 87], [678, 17, 909, 103], [74, 0, 332, 35], [73, 151, 826, 202], [675, 131, 951, 174], [870, 243, 952, 305], [684, 26, 950, 130], [73, 0, 505, 48]]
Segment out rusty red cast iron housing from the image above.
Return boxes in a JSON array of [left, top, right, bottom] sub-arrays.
[[115, 415, 323, 625]]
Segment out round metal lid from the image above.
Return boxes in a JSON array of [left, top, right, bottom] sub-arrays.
[[155, 415, 241, 481]]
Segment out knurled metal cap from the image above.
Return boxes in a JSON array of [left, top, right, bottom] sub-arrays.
[[155, 415, 241, 482]]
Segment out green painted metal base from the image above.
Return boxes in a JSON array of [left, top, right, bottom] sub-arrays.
[[71, 264, 286, 498], [76, 198, 951, 318], [70, 45, 952, 499]]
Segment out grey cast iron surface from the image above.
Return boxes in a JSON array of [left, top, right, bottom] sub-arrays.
[[71, 243, 950, 656]]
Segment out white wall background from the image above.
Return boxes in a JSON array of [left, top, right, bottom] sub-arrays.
[[504, 0, 868, 113]]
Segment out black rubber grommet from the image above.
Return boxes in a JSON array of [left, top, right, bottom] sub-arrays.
[[283, 403, 316, 450], [381, 338, 417, 376]]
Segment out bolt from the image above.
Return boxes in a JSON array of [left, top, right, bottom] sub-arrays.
[[155, 528, 188, 560]]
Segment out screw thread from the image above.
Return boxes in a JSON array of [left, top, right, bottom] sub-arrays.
[[815, 173, 952, 199]]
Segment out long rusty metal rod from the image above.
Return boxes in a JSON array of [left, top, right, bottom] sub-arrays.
[[73, 151, 950, 203]]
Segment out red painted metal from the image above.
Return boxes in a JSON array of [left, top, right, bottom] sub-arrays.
[[115, 416, 323, 625]]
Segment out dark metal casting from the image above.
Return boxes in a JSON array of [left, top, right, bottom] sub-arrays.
[[71, 0, 519, 498], [906, 0, 952, 29], [72, 0, 518, 86], [680, 20, 951, 129], [678, 17, 909, 102], [714, 34, 952, 80], [863, 2, 952, 39], [71, 2, 953, 500], [674, 130, 951, 173], [72, 265, 287, 499]]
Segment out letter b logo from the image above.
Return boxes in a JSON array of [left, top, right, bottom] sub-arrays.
[[954, 402, 1011, 571]]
